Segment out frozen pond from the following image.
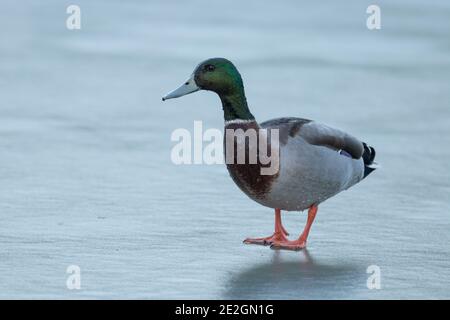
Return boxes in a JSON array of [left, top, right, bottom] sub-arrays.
[[0, 0, 449, 299]]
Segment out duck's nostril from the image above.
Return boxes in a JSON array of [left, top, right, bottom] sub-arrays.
[[185, 82, 189, 85]]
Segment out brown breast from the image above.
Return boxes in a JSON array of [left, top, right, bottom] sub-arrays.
[[224, 121, 279, 200]]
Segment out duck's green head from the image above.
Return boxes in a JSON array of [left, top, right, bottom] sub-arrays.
[[162, 58, 243, 99], [162, 58, 254, 121]]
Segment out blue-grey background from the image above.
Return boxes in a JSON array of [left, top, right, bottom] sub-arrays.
[[0, 0, 449, 299]]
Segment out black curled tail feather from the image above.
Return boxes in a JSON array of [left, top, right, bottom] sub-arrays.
[[362, 142, 377, 178]]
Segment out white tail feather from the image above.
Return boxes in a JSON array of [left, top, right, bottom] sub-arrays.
[[367, 161, 380, 169]]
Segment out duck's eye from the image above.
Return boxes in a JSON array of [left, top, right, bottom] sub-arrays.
[[204, 64, 215, 72]]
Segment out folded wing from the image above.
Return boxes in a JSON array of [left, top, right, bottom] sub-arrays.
[[299, 121, 364, 159]]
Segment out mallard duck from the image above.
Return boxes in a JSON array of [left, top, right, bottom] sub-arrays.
[[163, 58, 378, 251]]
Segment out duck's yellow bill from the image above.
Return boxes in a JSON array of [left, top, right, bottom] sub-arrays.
[[162, 74, 199, 101]]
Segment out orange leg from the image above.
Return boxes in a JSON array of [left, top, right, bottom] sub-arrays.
[[243, 208, 289, 246], [271, 205, 318, 251]]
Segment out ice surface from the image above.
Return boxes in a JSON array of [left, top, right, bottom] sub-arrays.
[[0, 0, 449, 299]]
